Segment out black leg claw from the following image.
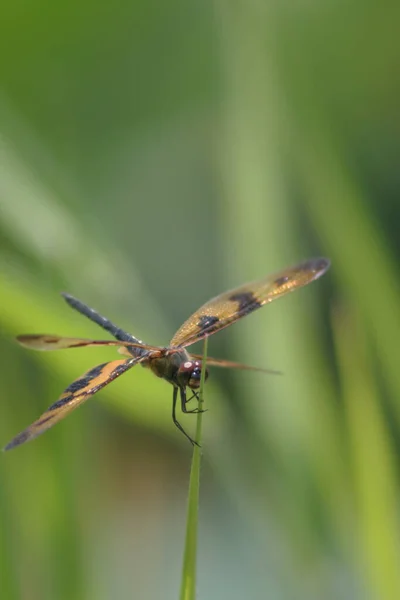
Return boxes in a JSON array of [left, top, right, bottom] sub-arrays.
[[171, 387, 206, 446], [185, 392, 199, 404]]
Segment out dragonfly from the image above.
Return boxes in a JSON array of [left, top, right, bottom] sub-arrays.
[[4, 257, 330, 450]]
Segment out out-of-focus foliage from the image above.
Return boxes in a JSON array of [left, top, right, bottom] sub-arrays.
[[0, 1, 399, 599]]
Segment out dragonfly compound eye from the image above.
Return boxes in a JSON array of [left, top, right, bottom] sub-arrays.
[[4, 257, 329, 450], [178, 360, 208, 389]]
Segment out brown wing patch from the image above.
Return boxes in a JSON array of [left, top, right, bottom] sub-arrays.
[[3, 357, 143, 451], [228, 291, 261, 315], [170, 257, 330, 348], [196, 315, 220, 335], [16, 334, 159, 353]]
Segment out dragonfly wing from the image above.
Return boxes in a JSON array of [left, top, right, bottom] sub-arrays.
[[4, 356, 143, 451], [62, 293, 143, 345], [170, 258, 330, 348], [189, 354, 282, 375], [16, 334, 159, 353]]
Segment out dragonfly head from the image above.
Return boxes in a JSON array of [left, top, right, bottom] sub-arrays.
[[177, 360, 209, 389]]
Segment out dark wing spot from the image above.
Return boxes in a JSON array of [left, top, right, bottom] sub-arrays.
[[229, 291, 262, 314], [197, 315, 220, 333], [64, 363, 107, 394], [36, 415, 54, 427], [65, 375, 93, 394], [5, 430, 30, 450], [48, 360, 132, 411], [84, 363, 108, 379], [48, 395, 73, 411], [112, 362, 133, 376], [64, 378, 92, 394], [275, 275, 290, 286], [48, 363, 108, 411]]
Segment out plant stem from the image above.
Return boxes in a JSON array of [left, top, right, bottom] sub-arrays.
[[179, 337, 208, 600]]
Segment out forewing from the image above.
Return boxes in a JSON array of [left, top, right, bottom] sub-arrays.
[[16, 334, 159, 353], [4, 357, 141, 451], [189, 354, 281, 375], [170, 257, 330, 348]]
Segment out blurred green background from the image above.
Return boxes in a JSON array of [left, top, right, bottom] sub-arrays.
[[1, 1, 399, 599]]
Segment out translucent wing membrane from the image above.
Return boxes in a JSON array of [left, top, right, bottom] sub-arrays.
[[16, 334, 159, 353], [4, 356, 144, 451], [170, 258, 330, 348], [6, 258, 330, 449], [189, 354, 282, 374]]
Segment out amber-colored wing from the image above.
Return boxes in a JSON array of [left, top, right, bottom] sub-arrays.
[[4, 356, 143, 451], [170, 257, 330, 348], [189, 354, 281, 375], [16, 334, 159, 353]]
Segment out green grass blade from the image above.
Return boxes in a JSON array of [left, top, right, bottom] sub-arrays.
[[179, 337, 208, 600], [299, 132, 400, 421], [333, 307, 400, 600]]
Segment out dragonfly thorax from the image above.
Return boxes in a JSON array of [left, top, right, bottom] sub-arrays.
[[5, 257, 330, 450], [177, 360, 209, 390]]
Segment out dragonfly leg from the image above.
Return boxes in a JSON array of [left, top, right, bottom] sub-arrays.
[[171, 387, 199, 446], [180, 388, 208, 415], [185, 390, 199, 404]]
